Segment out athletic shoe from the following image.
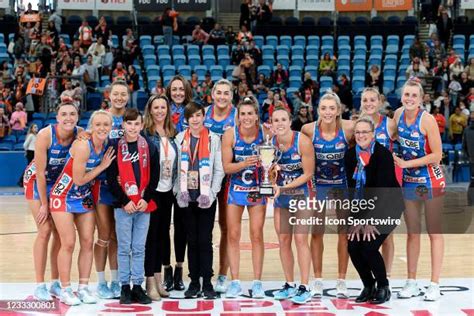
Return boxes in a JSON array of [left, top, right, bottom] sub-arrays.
[[202, 282, 217, 299], [110, 281, 121, 299], [34, 284, 53, 301], [60, 287, 81, 306], [273, 283, 297, 300], [423, 283, 441, 301], [184, 282, 201, 298], [215, 275, 227, 293], [398, 279, 421, 299], [77, 287, 97, 304], [173, 266, 185, 291], [96, 282, 114, 299], [251, 280, 265, 299], [49, 281, 62, 298], [311, 279, 324, 298], [291, 285, 312, 305], [120, 285, 132, 304], [131, 285, 152, 304], [336, 279, 349, 299], [225, 280, 243, 298]]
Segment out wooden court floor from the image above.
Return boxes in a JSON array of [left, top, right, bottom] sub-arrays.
[[1, 195, 473, 283]]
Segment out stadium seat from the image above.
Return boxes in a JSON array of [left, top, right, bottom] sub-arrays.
[[154, 35, 164, 45], [146, 65, 160, 78], [194, 65, 207, 79], [291, 55, 305, 68], [217, 55, 230, 68], [172, 45, 185, 56], [289, 76, 302, 88], [225, 66, 235, 78], [338, 36, 350, 48], [280, 35, 292, 48], [322, 35, 334, 47], [254, 35, 264, 48], [188, 55, 201, 69], [158, 55, 171, 68], [306, 56, 319, 68], [262, 45, 274, 57], [203, 55, 216, 68], [370, 35, 383, 48], [202, 45, 214, 57], [306, 45, 319, 57], [139, 35, 152, 47], [266, 35, 278, 49], [173, 55, 186, 68], [187, 45, 200, 56], [157, 45, 170, 56], [217, 45, 229, 57], [177, 65, 192, 77], [284, 16, 299, 26], [144, 55, 156, 68], [257, 65, 271, 77], [277, 55, 290, 68], [289, 65, 302, 78], [292, 45, 304, 57], [0, 143, 13, 151], [308, 36, 320, 48], [210, 65, 223, 78], [354, 35, 366, 47], [277, 45, 290, 57], [294, 35, 306, 48], [302, 16, 316, 26], [87, 92, 102, 110], [262, 55, 274, 68], [162, 65, 176, 78], [403, 35, 415, 46]]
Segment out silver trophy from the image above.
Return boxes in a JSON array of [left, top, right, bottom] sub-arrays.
[[253, 135, 281, 196]]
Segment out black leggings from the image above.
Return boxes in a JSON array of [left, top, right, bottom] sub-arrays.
[[348, 233, 389, 288], [144, 190, 187, 276]]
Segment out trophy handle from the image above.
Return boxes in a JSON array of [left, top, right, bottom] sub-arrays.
[[251, 143, 259, 156], [274, 147, 283, 165]]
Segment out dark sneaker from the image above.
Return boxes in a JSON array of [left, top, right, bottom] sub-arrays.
[[164, 266, 174, 291], [184, 282, 201, 298], [202, 282, 217, 299], [131, 285, 152, 304], [173, 266, 185, 291], [120, 285, 132, 305]]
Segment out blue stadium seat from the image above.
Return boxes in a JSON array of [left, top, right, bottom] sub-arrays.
[[163, 75, 174, 86], [338, 56, 350, 68], [338, 45, 351, 58], [337, 66, 350, 78], [188, 55, 201, 69], [291, 55, 305, 68], [308, 35, 320, 48], [203, 55, 216, 68], [385, 55, 398, 67], [306, 45, 319, 57], [217, 45, 229, 57], [254, 35, 264, 48], [31, 119, 44, 129], [172, 35, 180, 46], [306, 56, 319, 68], [352, 79, 365, 94], [383, 64, 397, 77], [262, 45, 274, 57], [13, 143, 24, 151], [368, 56, 382, 67], [262, 55, 274, 68], [0, 143, 13, 151], [266, 35, 278, 49], [294, 35, 306, 48], [353, 57, 366, 67], [32, 113, 46, 121], [277, 55, 290, 68], [172, 45, 185, 56], [370, 35, 383, 48], [396, 76, 406, 89], [352, 66, 366, 78], [157, 45, 170, 56], [386, 44, 399, 55], [291, 45, 304, 57], [320, 46, 333, 57], [202, 45, 214, 57], [162, 65, 176, 78], [453, 35, 465, 47], [289, 65, 302, 78], [146, 65, 160, 78], [187, 45, 200, 56], [173, 55, 186, 68], [158, 55, 171, 68], [338, 36, 350, 48], [17, 135, 27, 144], [144, 55, 157, 68], [354, 35, 366, 47], [387, 35, 399, 46], [320, 76, 333, 86], [370, 45, 383, 56], [403, 35, 415, 46], [177, 65, 192, 77], [141, 45, 154, 56], [277, 45, 290, 57], [194, 65, 207, 79], [280, 35, 292, 48], [225, 65, 235, 78], [139, 35, 152, 47], [322, 35, 334, 47], [383, 77, 395, 94], [289, 76, 302, 88], [1, 135, 16, 144], [153, 35, 164, 45], [210, 65, 223, 78], [257, 65, 271, 77], [87, 92, 102, 110], [0, 34, 4, 43], [218, 55, 230, 68]]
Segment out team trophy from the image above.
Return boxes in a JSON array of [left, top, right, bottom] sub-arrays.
[[253, 135, 281, 196]]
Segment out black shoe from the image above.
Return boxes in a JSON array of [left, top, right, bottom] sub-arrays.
[[202, 281, 217, 299], [131, 285, 152, 304], [370, 286, 391, 304], [355, 285, 376, 303], [173, 266, 185, 291], [164, 266, 174, 291], [184, 281, 201, 298], [120, 285, 133, 304]]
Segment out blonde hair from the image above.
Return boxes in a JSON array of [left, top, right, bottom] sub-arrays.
[[143, 94, 177, 137], [317, 92, 342, 127], [237, 96, 260, 127], [87, 110, 113, 130], [402, 79, 424, 98], [212, 78, 233, 98], [360, 87, 382, 115], [355, 115, 375, 132]]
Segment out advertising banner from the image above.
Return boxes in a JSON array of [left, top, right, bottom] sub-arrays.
[[96, 0, 133, 11], [374, 0, 413, 11], [336, 0, 372, 11], [298, 0, 334, 11], [57, 0, 95, 10]]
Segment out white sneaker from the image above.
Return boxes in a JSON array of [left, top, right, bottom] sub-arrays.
[[77, 287, 97, 304], [311, 279, 323, 297], [423, 283, 441, 301], [336, 279, 348, 299], [398, 279, 421, 299], [215, 275, 227, 293], [60, 287, 81, 306]]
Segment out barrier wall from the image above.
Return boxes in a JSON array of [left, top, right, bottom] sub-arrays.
[[0, 152, 27, 187]]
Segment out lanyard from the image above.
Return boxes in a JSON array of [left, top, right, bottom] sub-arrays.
[[161, 137, 169, 159]]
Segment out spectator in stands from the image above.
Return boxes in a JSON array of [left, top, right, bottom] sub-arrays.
[[23, 123, 38, 164], [261, 89, 274, 122], [432, 106, 446, 137], [83, 55, 99, 88], [256, 0, 272, 25], [240, 0, 250, 29], [236, 25, 253, 46], [247, 41, 262, 66], [422, 93, 434, 113], [46, 21, 59, 48], [449, 75, 462, 105], [1, 62, 13, 85], [122, 29, 139, 67], [231, 44, 245, 65], [449, 106, 467, 144], [112, 62, 127, 82], [102, 46, 114, 76], [12, 34, 25, 62], [335, 74, 353, 109], [406, 58, 429, 84], [460, 100, 470, 117], [430, 38, 446, 67], [60, 81, 76, 103], [253, 73, 270, 95], [467, 88, 474, 109], [192, 25, 209, 46], [208, 23, 226, 47], [447, 49, 458, 65], [78, 20, 93, 51], [365, 65, 383, 93], [9, 102, 27, 138], [272, 63, 288, 89], [300, 72, 318, 108], [127, 65, 140, 109], [161, 7, 178, 47], [151, 79, 165, 95], [436, 8, 452, 48], [234, 52, 255, 83], [409, 37, 426, 61], [35, 35, 54, 74], [87, 37, 106, 68], [71, 57, 84, 86], [225, 26, 236, 46], [190, 73, 199, 93], [95, 16, 110, 46], [463, 111, 474, 204], [319, 53, 337, 78], [13, 75, 27, 104], [0, 107, 10, 140], [48, 9, 62, 33], [460, 72, 474, 97], [291, 104, 313, 132], [432, 59, 450, 93], [465, 58, 474, 81]]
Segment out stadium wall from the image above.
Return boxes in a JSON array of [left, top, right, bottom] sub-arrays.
[[0, 152, 26, 187]]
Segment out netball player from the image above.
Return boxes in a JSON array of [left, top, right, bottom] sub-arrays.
[[301, 92, 354, 298], [222, 96, 269, 298], [24, 103, 81, 301], [272, 106, 315, 304], [360, 87, 397, 282], [391, 79, 445, 301], [204, 79, 237, 293], [49, 110, 115, 305], [94, 80, 128, 299]]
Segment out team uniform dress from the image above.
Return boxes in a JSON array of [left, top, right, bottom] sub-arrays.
[[397, 109, 445, 200], [24, 125, 78, 200], [227, 125, 266, 206], [375, 115, 393, 151], [204, 105, 236, 201], [96, 114, 123, 205], [312, 124, 349, 200], [49, 139, 105, 213], [273, 132, 309, 209]]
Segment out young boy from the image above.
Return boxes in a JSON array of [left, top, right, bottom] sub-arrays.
[[107, 108, 159, 304]]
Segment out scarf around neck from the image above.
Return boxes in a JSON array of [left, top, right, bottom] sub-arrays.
[[353, 140, 375, 198], [177, 127, 212, 208]]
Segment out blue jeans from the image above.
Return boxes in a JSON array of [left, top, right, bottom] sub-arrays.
[[115, 208, 150, 285], [163, 26, 173, 47]]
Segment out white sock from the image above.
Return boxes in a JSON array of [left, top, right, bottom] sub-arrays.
[[314, 278, 323, 282], [430, 282, 439, 287], [110, 270, 118, 282], [97, 272, 106, 284], [37, 282, 46, 287], [232, 279, 241, 284], [252, 280, 261, 284], [78, 284, 88, 291], [407, 278, 416, 283], [51, 279, 59, 284]]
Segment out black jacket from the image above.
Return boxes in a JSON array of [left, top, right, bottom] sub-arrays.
[[345, 142, 404, 233]]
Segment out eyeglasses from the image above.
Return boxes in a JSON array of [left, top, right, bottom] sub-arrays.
[[354, 130, 373, 136]]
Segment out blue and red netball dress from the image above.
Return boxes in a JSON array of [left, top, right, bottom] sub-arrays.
[[375, 115, 393, 151], [312, 124, 349, 199], [227, 125, 265, 206], [49, 140, 105, 213], [204, 105, 236, 136], [24, 125, 78, 200], [96, 114, 123, 205], [398, 109, 445, 200], [273, 132, 309, 209]]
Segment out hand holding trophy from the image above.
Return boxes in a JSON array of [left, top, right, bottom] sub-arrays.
[[253, 135, 281, 196]]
